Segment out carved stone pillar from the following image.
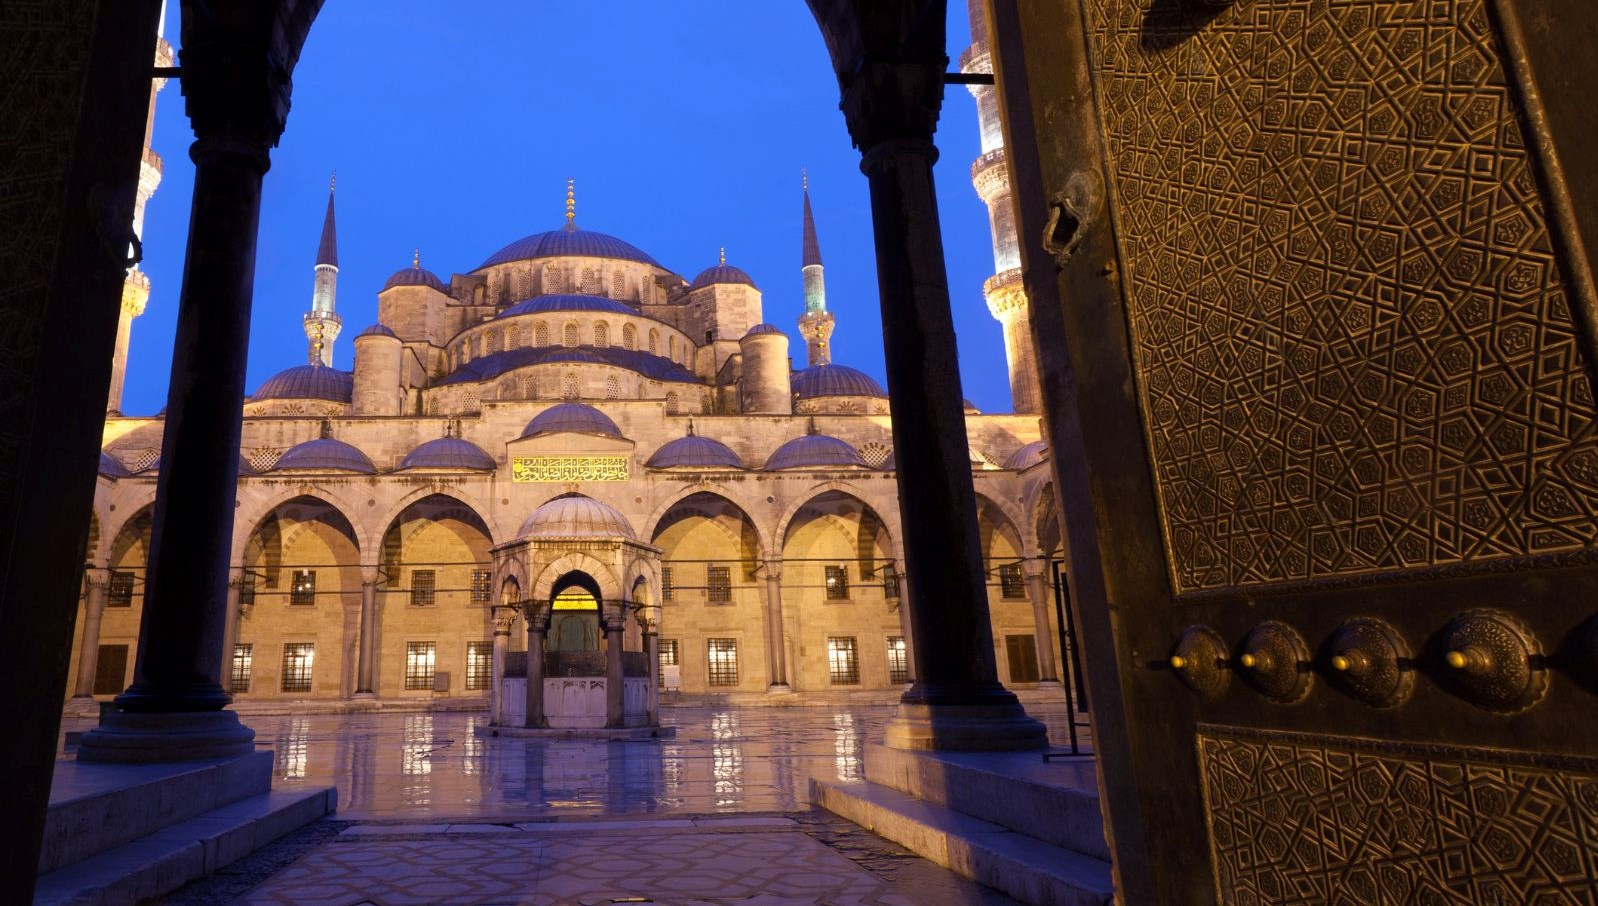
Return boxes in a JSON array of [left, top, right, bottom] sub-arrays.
[[1022, 559, 1060, 684], [490, 609, 512, 725], [218, 567, 244, 688], [761, 557, 792, 691], [525, 604, 548, 729], [354, 566, 379, 696], [603, 602, 625, 728], [644, 629, 660, 726], [73, 568, 111, 698]]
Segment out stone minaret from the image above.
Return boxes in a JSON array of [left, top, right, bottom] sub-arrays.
[[303, 176, 342, 366], [796, 172, 835, 367], [963, 0, 1040, 414], [107, 6, 174, 414]]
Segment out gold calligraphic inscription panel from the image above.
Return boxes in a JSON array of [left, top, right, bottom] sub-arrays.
[[1198, 727, 1598, 904], [511, 456, 629, 483], [1085, 0, 1598, 592]]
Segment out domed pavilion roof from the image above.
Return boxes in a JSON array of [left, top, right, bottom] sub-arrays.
[[253, 364, 354, 403], [272, 438, 376, 474], [765, 434, 867, 470], [690, 263, 758, 291], [398, 437, 496, 471], [382, 263, 447, 292], [647, 434, 744, 470], [519, 493, 637, 540], [479, 227, 663, 270], [792, 364, 887, 399], [520, 402, 624, 440]]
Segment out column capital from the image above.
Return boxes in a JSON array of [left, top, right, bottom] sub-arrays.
[[1020, 557, 1048, 580], [83, 567, 112, 589], [360, 564, 381, 586], [178, 30, 296, 155], [492, 608, 516, 634], [838, 57, 948, 167]]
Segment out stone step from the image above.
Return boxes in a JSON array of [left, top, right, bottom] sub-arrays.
[[812, 777, 1115, 906], [862, 743, 1109, 861], [33, 786, 336, 906], [39, 750, 275, 874]]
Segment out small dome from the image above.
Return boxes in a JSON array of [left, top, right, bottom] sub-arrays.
[[690, 264, 758, 291], [98, 452, 130, 478], [479, 228, 663, 270], [499, 294, 637, 318], [272, 438, 376, 473], [647, 435, 744, 470], [521, 402, 624, 440], [765, 434, 867, 470], [253, 365, 354, 403], [792, 364, 887, 399], [399, 437, 496, 471], [742, 323, 784, 339], [519, 493, 637, 540], [356, 323, 399, 339], [1004, 441, 1048, 471], [382, 264, 448, 293]]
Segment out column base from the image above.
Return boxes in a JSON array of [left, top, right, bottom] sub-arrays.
[[766, 683, 796, 695], [884, 684, 1048, 752], [352, 691, 377, 700], [1034, 679, 1064, 688], [76, 710, 256, 764]]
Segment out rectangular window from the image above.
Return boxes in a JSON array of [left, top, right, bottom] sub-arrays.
[[661, 567, 674, 602], [471, 569, 492, 605], [281, 643, 315, 693], [706, 565, 731, 604], [825, 565, 849, 600], [465, 641, 492, 690], [289, 570, 316, 606], [1006, 635, 1041, 684], [882, 564, 900, 599], [230, 643, 253, 693], [887, 636, 909, 684], [999, 563, 1027, 600], [706, 638, 738, 687], [108, 570, 134, 608], [239, 571, 257, 606], [410, 569, 436, 607], [406, 641, 437, 691], [828, 636, 860, 685], [93, 644, 128, 695]]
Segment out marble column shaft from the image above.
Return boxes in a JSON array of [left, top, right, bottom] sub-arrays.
[[762, 558, 790, 688], [74, 569, 111, 698], [218, 568, 243, 686], [894, 574, 917, 683], [604, 618, 625, 728], [525, 620, 546, 729], [356, 568, 379, 694], [490, 615, 511, 726], [1023, 560, 1060, 682], [644, 631, 660, 726]]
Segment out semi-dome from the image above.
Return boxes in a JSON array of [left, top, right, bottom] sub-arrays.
[[98, 452, 131, 478], [765, 434, 867, 470], [272, 438, 376, 473], [499, 294, 636, 318], [742, 323, 784, 339], [792, 364, 887, 399], [1004, 441, 1048, 471], [382, 263, 447, 292], [647, 434, 744, 470], [690, 264, 758, 291], [356, 323, 399, 339], [253, 364, 354, 403], [399, 437, 496, 471], [519, 493, 637, 540], [479, 228, 663, 270], [521, 402, 624, 440], [436, 345, 699, 387]]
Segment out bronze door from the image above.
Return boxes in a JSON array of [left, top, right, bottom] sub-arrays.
[[988, 0, 1598, 902]]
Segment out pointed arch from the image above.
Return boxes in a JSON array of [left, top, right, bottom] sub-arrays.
[[774, 479, 901, 561], [368, 485, 501, 555], [643, 483, 771, 555], [529, 551, 623, 603], [231, 484, 366, 565]]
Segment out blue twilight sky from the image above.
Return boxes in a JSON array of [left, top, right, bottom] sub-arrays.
[[126, 1, 1012, 416]]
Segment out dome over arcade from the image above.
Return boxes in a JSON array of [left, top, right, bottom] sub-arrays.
[[1004, 441, 1048, 471], [742, 323, 784, 339], [253, 364, 354, 403], [498, 294, 636, 318], [792, 364, 887, 399], [765, 434, 867, 470], [98, 452, 131, 478], [272, 437, 376, 474], [646, 433, 744, 470], [398, 437, 496, 471], [520, 402, 624, 440], [519, 493, 637, 540], [479, 227, 663, 271], [356, 323, 399, 339], [690, 263, 758, 291]]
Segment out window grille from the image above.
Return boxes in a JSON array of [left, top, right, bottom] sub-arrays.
[[290, 570, 316, 606], [534, 322, 549, 346], [563, 322, 579, 347], [1005, 635, 1041, 683], [613, 271, 626, 298], [606, 377, 620, 400], [471, 569, 492, 605], [882, 564, 900, 599], [648, 330, 658, 354], [281, 643, 314, 692], [507, 325, 521, 347], [543, 264, 561, 292], [108, 570, 134, 607], [465, 641, 492, 690], [707, 565, 731, 604], [658, 638, 680, 686], [593, 321, 609, 347], [887, 636, 909, 684], [665, 392, 678, 415], [707, 638, 738, 687], [410, 569, 436, 607], [999, 563, 1027, 599], [239, 571, 257, 606], [828, 636, 860, 685], [564, 373, 580, 399], [668, 335, 677, 359], [661, 567, 673, 602], [230, 643, 253, 693], [405, 641, 437, 691], [581, 268, 600, 294], [825, 565, 849, 600], [623, 324, 636, 350]]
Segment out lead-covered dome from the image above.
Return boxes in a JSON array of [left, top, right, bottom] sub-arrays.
[[479, 227, 663, 270], [519, 493, 637, 540], [272, 438, 376, 473], [98, 452, 131, 478], [399, 437, 496, 471], [1004, 441, 1048, 471], [765, 434, 867, 470], [792, 364, 887, 399], [498, 294, 636, 318], [521, 402, 624, 440], [743, 323, 784, 339], [253, 365, 354, 403], [382, 263, 447, 292], [647, 435, 744, 470], [356, 323, 399, 339], [690, 264, 758, 291]]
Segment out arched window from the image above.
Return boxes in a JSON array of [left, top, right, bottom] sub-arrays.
[[563, 322, 579, 347], [668, 335, 677, 360], [506, 325, 521, 347], [460, 343, 471, 365], [563, 373, 580, 400], [665, 392, 678, 415], [593, 321, 609, 348], [648, 329, 658, 355], [623, 324, 637, 350], [612, 271, 626, 299], [523, 377, 537, 398], [486, 329, 500, 354], [543, 264, 562, 294], [605, 376, 620, 399], [534, 322, 549, 346]]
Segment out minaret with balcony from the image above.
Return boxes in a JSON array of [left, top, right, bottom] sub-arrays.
[[796, 173, 836, 367], [303, 177, 342, 366]]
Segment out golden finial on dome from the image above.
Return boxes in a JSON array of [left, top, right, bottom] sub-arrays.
[[719, 246, 726, 266], [412, 247, 420, 269], [565, 177, 576, 230]]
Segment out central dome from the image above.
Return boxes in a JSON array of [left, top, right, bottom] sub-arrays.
[[479, 227, 663, 270]]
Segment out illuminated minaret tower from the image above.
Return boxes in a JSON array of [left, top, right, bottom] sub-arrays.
[[962, 0, 1040, 413], [796, 171, 835, 367], [303, 175, 342, 366], [106, 3, 175, 414]]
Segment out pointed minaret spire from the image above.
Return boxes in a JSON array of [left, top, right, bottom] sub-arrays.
[[304, 174, 343, 366], [797, 169, 835, 367], [564, 177, 577, 232]]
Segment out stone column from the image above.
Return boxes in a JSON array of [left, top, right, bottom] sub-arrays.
[[894, 573, 917, 683], [525, 605, 548, 729], [838, 58, 1046, 751], [218, 568, 244, 688], [490, 610, 513, 726], [354, 566, 379, 696], [1022, 559, 1060, 684], [644, 627, 660, 726], [603, 604, 625, 728], [73, 568, 112, 698], [77, 54, 291, 759], [761, 557, 792, 691]]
